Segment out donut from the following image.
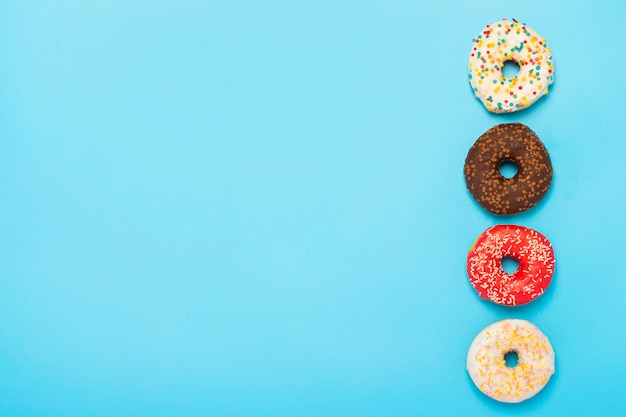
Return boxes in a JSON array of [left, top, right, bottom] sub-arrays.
[[464, 123, 553, 215], [468, 19, 554, 113], [466, 224, 555, 306], [466, 319, 555, 403]]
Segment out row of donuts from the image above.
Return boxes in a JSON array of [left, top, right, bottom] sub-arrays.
[[463, 19, 556, 403]]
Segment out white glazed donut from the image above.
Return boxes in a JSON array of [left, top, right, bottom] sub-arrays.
[[468, 19, 554, 113], [466, 319, 555, 403]]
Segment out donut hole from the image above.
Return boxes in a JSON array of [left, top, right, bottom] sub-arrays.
[[501, 256, 520, 275], [502, 60, 521, 79], [504, 350, 520, 368], [498, 159, 519, 179]]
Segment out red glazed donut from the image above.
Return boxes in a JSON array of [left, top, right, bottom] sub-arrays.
[[466, 225, 555, 306]]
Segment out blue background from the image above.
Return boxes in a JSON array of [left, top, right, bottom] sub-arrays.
[[1, 0, 625, 415]]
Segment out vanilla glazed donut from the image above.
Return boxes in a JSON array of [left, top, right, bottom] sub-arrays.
[[467, 224, 555, 306], [467, 319, 555, 403], [468, 19, 554, 113]]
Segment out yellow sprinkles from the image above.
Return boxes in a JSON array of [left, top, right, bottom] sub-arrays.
[[466, 319, 555, 403], [468, 19, 554, 113]]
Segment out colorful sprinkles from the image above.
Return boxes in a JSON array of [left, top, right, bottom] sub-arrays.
[[468, 19, 554, 113], [466, 319, 555, 403]]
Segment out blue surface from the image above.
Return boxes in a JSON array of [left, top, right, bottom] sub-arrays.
[[1, 1, 625, 415]]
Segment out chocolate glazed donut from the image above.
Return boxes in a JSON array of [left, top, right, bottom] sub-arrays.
[[464, 123, 553, 215]]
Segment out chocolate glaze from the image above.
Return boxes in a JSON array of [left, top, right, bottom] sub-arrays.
[[464, 123, 553, 215]]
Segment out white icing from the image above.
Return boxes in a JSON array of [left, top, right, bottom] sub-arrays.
[[466, 319, 555, 403], [468, 19, 554, 113]]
